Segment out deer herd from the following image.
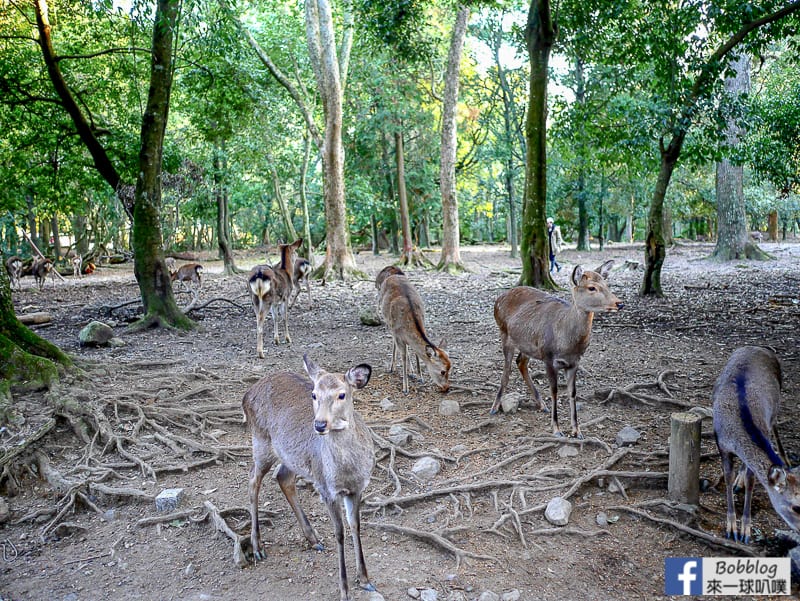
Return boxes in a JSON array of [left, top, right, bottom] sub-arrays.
[[7, 238, 800, 600]]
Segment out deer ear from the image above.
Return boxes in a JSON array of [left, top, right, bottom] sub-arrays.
[[768, 465, 788, 492], [596, 260, 615, 280], [346, 364, 372, 389], [303, 354, 321, 380], [292, 238, 303, 249], [571, 265, 584, 286]]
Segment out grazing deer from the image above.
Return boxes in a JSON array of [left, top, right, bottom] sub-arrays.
[[32, 257, 54, 290], [170, 262, 203, 304], [712, 346, 800, 543], [491, 260, 622, 438], [5, 256, 22, 290], [71, 254, 83, 278], [243, 355, 376, 601], [289, 257, 312, 309], [377, 269, 450, 393]]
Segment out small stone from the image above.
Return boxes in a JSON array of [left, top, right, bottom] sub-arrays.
[[557, 445, 579, 458], [359, 307, 383, 326], [478, 592, 500, 601], [380, 397, 397, 411], [79, 321, 115, 347], [102, 509, 116, 522], [107, 337, 126, 348], [501, 591, 521, 601], [446, 592, 468, 601], [367, 593, 385, 601], [407, 587, 421, 599], [439, 399, 460, 416], [389, 425, 414, 447], [500, 392, 522, 414], [596, 512, 609, 527], [63, 594, 79, 601], [451, 444, 468, 454], [616, 426, 641, 447], [184, 562, 196, 576], [155, 488, 184, 512], [411, 457, 441, 480], [544, 497, 572, 526], [420, 589, 438, 601], [608, 481, 621, 494]]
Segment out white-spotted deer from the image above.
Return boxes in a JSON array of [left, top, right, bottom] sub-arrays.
[[377, 269, 450, 393], [712, 346, 800, 543], [170, 262, 203, 305], [243, 355, 376, 601], [289, 257, 312, 309], [5, 256, 22, 290], [491, 260, 622, 438], [32, 258, 54, 290]]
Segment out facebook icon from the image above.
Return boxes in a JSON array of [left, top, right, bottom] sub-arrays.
[[665, 558, 703, 595]]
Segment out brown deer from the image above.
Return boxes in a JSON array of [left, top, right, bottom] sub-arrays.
[[164, 256, 177, 275], [377, 269, 450, 393], [170, 262, 203, 305], [289, 257, 312, 309], [491, 260, 622, 438], [71, 254, 83, 278], [5, 256, 22, 290], [32, 257, 54, 290], [247, 239, 302, 357], [712, 346, 800, 543], [243, 354, 376, 601]]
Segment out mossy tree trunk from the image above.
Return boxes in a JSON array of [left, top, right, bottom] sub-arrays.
[[520, 0, 556, 289], [130, 0, 194, 331], [0, 259, 70, 394]]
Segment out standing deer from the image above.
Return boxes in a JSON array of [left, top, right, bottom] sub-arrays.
[[5, 256, 22, 290], [71, 254, 83, 278], [491, 260, 622, 438], [32, 258, 54, 290], [289, 257, 312, 309], [170, 262, 203, 305], [377, 269, 450, 393], [243, 354, 376, 601], [713, 346, 800, 543]]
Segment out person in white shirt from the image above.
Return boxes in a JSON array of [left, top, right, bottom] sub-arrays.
[[547, 217, 563, 273]]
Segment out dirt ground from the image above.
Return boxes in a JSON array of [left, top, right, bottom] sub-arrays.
[[2, 240, 800, 601]]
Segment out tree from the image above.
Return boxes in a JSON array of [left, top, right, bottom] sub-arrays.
[[711, 53, 770, 261], [130, 0, 194, 330], [438, 4, 470, 273], [519, 0, 556, 288]]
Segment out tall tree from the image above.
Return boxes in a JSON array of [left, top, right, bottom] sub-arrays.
[[437, 4, 470, 273], [712, 53, 769, 261], [519, 0, 556, 288]]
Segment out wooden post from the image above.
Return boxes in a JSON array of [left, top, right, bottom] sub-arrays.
[[668, 412, 703, 504]]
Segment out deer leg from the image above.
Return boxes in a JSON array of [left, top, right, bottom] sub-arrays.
[[388, 337, 398, 373], [325, 498, 351, 601], [276, 465, 321, 549], [720, 451, 738, 540], [254, 298, 265, 359], [490, 341, 516, 414], [544, 362, 562, 437], [517, 354, 545, 411], [270, 304, 280, 345], [343, 493, 375, 592], [773, 426, 791, 468], [249, 438, 275, 561], [740, 466, 756, 543], [282, 301, 292, 344], [564, 364, 582, 439], [305, 277, 312, 308], [400, 343, 409, 393]]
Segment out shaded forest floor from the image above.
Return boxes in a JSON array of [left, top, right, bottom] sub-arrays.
[[2, 240, 800, 601]]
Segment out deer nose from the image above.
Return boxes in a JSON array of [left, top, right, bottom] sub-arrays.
[[314, 420, 328, 434], [616, 301, 624, 310]]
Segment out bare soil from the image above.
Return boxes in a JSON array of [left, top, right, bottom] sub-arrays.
[[2, 241, 800, 601]]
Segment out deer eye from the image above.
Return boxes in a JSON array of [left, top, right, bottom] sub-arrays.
[[587, 286, 596, 292], [792, 505, 800, 515], [338, 393, 345, 400]]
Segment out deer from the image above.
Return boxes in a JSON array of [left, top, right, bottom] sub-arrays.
[[247, 239, 302, 357], [377, 268, 450, 393], [289, 257, 312, 309], [32, 257, 54, 290], [5, 256, 22, 290], [170, 262, 203, 305], [712, 346, 800, 543], [491, 260, 622, 439], [164, 256, 177, 275], [242, 354, 376, 601], [71, 254, 83, 278]]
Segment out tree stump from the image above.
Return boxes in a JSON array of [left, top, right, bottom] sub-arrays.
[[668, 412, 703, 504]]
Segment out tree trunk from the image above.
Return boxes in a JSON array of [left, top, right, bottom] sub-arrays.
[[306, 0, 358, 280], [130, 0, 193, 331], [299, 135, 314, 265], [520, 0, 556, 289], [266, 151, 299, 244], [437, 4, 469, 274], [768, 210, 779, 241], [395, 131, 414, 264], [50, 215, 61, 260], [575, 56, 590, 251], [214, 143, 238, 274]]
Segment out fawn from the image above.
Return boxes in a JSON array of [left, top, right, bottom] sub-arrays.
[[170, 262, 203, 304], [242, 354, 376, 601], [713, 346, 800, 542], [491, 260, 622, 438], [377, 267, 450, 393]]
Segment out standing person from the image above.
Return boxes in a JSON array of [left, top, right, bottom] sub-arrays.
[[547, 217, 564, 273]]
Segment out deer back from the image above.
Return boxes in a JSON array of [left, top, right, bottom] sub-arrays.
[[712, 346, 800, 529]]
